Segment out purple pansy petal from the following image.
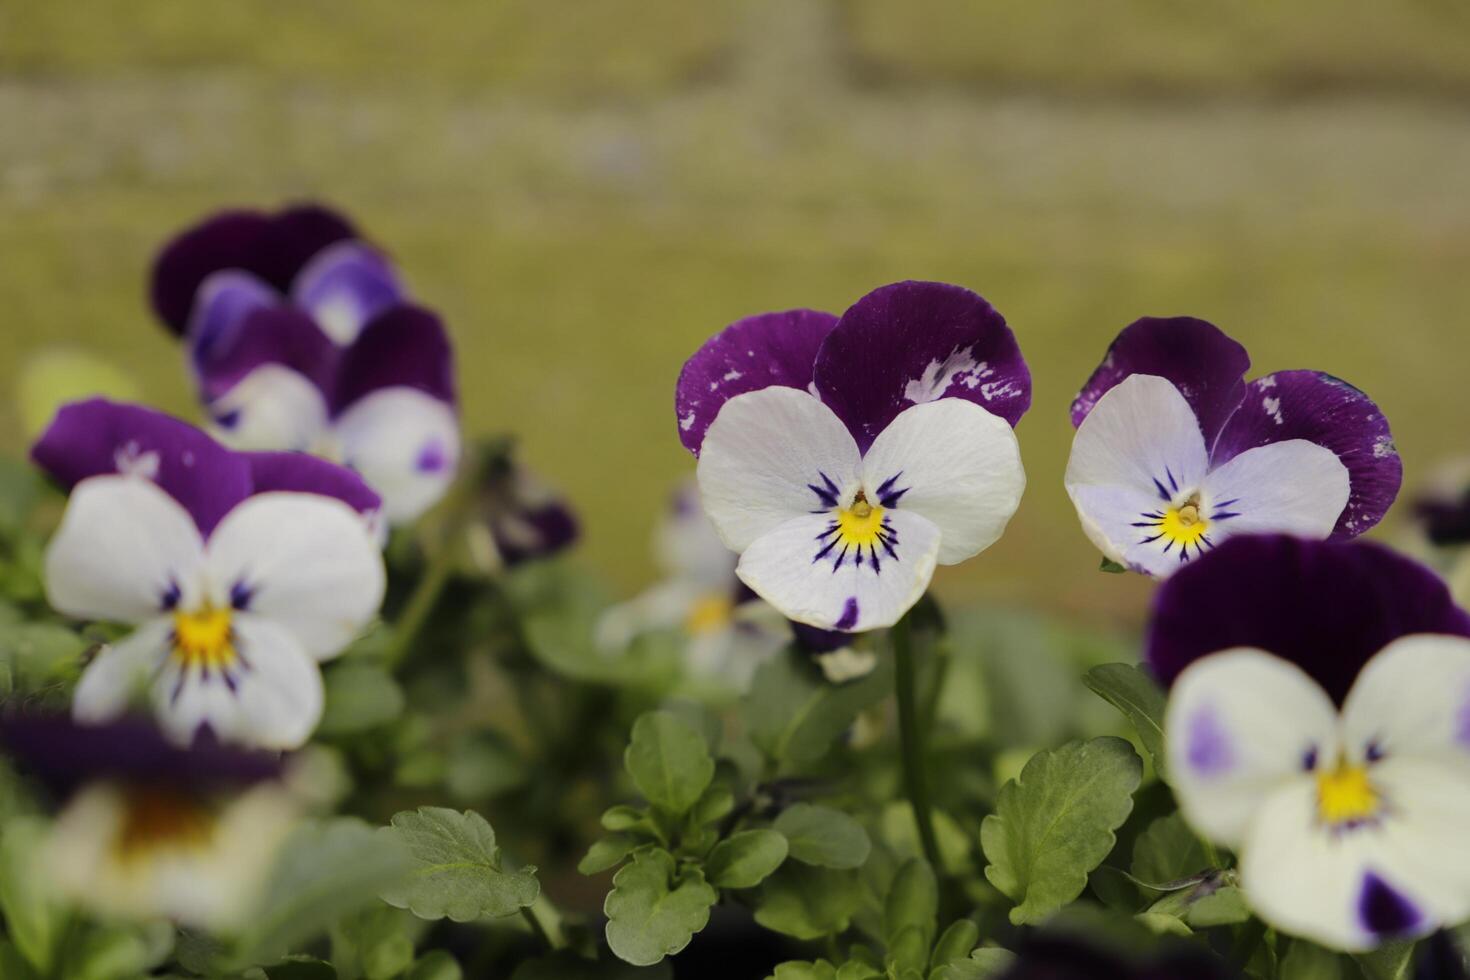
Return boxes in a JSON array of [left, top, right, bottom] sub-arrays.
[[291, 241, 406, 345], [791, 622, 853, 655], [1211, 371, 1401, 538], [1070, 316, 1251, 445], [192, 306, 338, 403], [494, 499, 580, 566], [187, 270, 277, 367], [0, 712, 281, 799], [1358, 871, 1424, 939], [252, 204, 358, 295], [330, 304, 456, 414], [1417, 489, 1470, 546], [675, 309, 838, 456], [31, 399, 254, 537], [151, 209, 274, 335], [243, 451, 382, 518], [1146, 535, 1470, 704], [813, 281, 1029, 452]]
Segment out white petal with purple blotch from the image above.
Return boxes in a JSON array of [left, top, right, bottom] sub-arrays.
[[858, 399, 1024, 565], [696, 386, 862, 552], [227, 616, 325, 748], [45, 476, 206, 623], [206, 492, 384, 659], [334, 387, 460, 525], [1340, 634, 1470, 770], [1197, 439, 1349, 542], [207, 364, 331, 453], [1165, 649, 1339, 847], [72, 619, 172, 725], [735, 508, 941, 631]]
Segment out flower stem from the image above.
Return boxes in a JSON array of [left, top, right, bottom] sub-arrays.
[[892, 611, 942, 874], [520, 903, 557, 951]]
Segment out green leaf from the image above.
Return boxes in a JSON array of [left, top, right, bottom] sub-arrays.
[[1083, 663, 1167, 777], [937, 948, 1016, 980], [624, 711, 715, 815], [237, 817, 412, 967], [1130, 814, 1208, 887], [930, 919, 980, 969], [0, 622, 87, 694], [603, 848, 716, 966], [0, 816, 66, 974], [706, 829, 789, 889], [887, 924, 929, 975], [690, 781, 735, 826], [330, 906, 417, 980], [57, 922, 174, 980], [445, 732, 526, 801], [981, 736, 1143, 925], [408, 951, 464, 980], [1279, 939, 1345, 980], [318, 663, 406, 735], [745, 650, 893, 765], [775, 803, 872, 870], [578, 834, 640, 875], [1099, 557, 1127, 574], [0, 940, 38, 980], [1354, 942, 1418, 980], [770, 962, 839, 980], [1185, 884, 1249, 927], [381, 807, 539, 921], [884, 858, 937, 951], [754, 863, 864, 940]]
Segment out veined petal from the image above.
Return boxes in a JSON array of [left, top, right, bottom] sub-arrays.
[[205, 493, 384, 659], [207, 365, 331, 453], [45, 477, 206, 623], [858, 399, 1025, 564], [226, 616, 325, 749], [1196, 439, 1350, 539], [291, 240, 405, 345], [1340, 634, 1470, 768], [72, 620, 172, 724], [334, 387, 461, 525], [814, 281, 1029, 452], [696, 387, 862, 552], [675, 309, 838, 456], [1212, 371, 1401, 538], [736, 508, 941, 631], [1166, 649, 1339, 848]]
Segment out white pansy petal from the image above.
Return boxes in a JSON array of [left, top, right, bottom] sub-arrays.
[[1340, 634, 1470, 767], [1199, 439, 1350, 541], [72, 620, 171, 724], [696, 387, 862, 551], [1363, 757, 1470, 932], [1166, 648, 1340, 847], [736, 509, 941, 632], [335, 387, 460, 525], [228, 616, 325, 749], [656, 485, 739, 588], [45, 476, 206, 623], [153, 657, 247, 746], [1064, 374, 1210, 562], [208, 365, 330, 453], [1069, 483, 1183, 576], [858, 399, 1024, 565], [206, 492, 385, 659]]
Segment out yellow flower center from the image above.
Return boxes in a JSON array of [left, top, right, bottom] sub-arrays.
[[1317, 761, 1380, 826], [835, 494, 886, 547], [685, 594, 734, 635], [172, 606, 236, 670], [115, 788, 216, 861], [1158, 497, 1210, 547]]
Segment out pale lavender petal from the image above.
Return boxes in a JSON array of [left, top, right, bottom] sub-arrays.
[[186, 270, 277, 369], [330, 305, 456, 413], [813, 281, 1029, 452], [291, 241, 405, 345], [1070, 316, 1250, 446], [675, 309, 838, 456], [1211, 371, 1401, 537], [242, 451, 382, 519]]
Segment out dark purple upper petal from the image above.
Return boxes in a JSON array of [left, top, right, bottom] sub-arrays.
[[291, 241, 406, 341], [192, 306, 338, 403], [330, 304, 456, 413], [187, 270, 276, 363], [243, 451, 382, 518], [30, 399, 253, 537], [1146, 535, 1470, 704], [1210, 371, 1402, 538], [0, 712, 281, 800], [1070, 316, 1251, 446], [149, 204, 358, 336], [791, 622, 853, 655], [813, 281, 1030, 452], [675, 309, 838, 456]]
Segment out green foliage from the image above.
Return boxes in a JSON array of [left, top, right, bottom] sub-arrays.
[[775, 803, 872, 870], [0, 816, 66, 975], [624, 710, 715, 815], [1083, 663, 1168, 776], [407, 951, 464, 980], [981, 737, 1143, 924], [745, 650, 893, 766], [1279, 940, 1346, 980], [884, 858, 938, 953], [753, 864, 865, 940], [705, 829, 789, 889], [380, 807, 539, 922], [318, 663, 406, 736], [603, 848, 716, 966], [1130, 813, 1208, 887], [0, 622, 86, 695]]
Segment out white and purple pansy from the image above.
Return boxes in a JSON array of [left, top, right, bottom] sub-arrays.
[[32, 400, 386, 750], [678, 281, 1029, 632], [1065, 317, 1401, 577], [150, 204, 460, 525], [0, 714, 297, 931], [1151, 535, 1470, 951]]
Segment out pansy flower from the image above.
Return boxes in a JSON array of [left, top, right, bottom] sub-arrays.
[[677, 281, 1029, 632], [1153, 535, 1470, 950], [0, 714, 297, 931], [1065, 317, 1400, 576], [33, 399, 385, 749], [150, 204, 459, 525], [472, 451, 581, 571]]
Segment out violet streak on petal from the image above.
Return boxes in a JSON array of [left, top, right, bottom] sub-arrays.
[[675, 308, 838, 456], [187, 270, 277, 364], [192, 306, 338, 403], [242, 451, 382, 519], [330, 304, 456, 414], [1070, 316, 1250, 446], [1146, 535, 1470, 704], [1357, 871, 1424, 939], [31, 399, 254, 538], [1210, 371, 1401, 538], [291, 240, 406, 344], [814, 281, 1030, 451]]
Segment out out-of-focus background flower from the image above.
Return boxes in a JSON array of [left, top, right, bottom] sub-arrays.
[[3, 0, 1468, 622]]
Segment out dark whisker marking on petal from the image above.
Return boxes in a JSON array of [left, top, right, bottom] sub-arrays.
[[876, 472, 910, 508], [1213, 498, 1239, 509], [230, 579, 254, 611], [1211, 512, 1241, 521], [1152, 477, 1172, 501], [1166, 467, 1179, 493], [160, 579, 182, 612], [1130, 521, 1161, 527], [170, 669, 187, 706], [807, 472, 841, 509], [1139, 533, 1163, 544], [815, 523, 840, 541], [1161, 540, 1174, 554], [833, 546, 848, 572], [813, 537, 840, 563], [1142, 511, 1164, 519], [1200, 534, 1215, 549]]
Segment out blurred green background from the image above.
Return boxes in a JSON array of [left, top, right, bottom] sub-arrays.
[[2, 0, 1467, 625]]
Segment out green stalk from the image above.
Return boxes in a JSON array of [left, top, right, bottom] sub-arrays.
[[892, 612, 943, 874]]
